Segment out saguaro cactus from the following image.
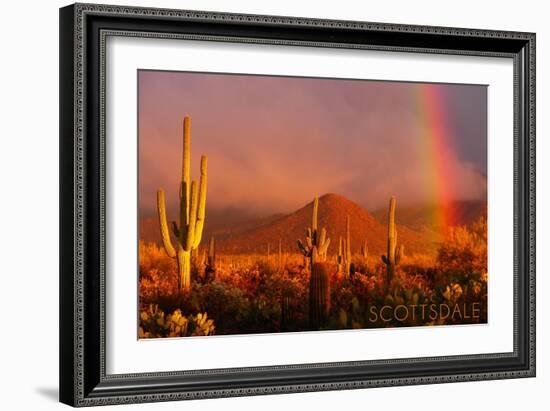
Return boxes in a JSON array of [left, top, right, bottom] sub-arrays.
[[361, 239, 368, 262], [336, 217, 352, 276], [297, 196, 331, 269], [337, 236, 344, 274], [345, 215, 352, 275], [157, 116, 208, 293], [361, 240, 369, 260], [205, 236, 216, 282], [381, 196, 401, 288], [309, 262, 331, 330], [396, 244, 404, 262], [280, 290, 292, 332]]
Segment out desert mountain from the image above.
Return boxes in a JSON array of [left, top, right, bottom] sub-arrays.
[[141, 193, 444, 257]]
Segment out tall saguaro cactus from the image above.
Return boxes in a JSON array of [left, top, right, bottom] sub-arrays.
[[337, 216, 352, 276], [280, 290, 292, 332], [157, 116, 208, 293], [361, 239, 369, 263], [297, 196, 331, 269], [345, 215, 352, 275], [337, 236, 344, 274], [205, 236, 216, 282], [381, 196, 401, 288], [309, 262, 331, 330]]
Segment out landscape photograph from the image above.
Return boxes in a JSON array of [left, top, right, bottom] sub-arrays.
[[137, 70, 488, 338]]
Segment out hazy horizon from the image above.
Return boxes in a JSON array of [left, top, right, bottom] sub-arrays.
[[139, 192, 487, 221], [138, 70, 487, 218]]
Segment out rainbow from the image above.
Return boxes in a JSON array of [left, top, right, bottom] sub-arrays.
[[413, 84, 457, 230]]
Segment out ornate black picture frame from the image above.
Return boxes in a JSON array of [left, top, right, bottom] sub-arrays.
[[59, 3, 535, 407]]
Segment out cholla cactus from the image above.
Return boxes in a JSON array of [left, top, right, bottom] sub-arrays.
[[192, 313, 215, 336], [138, 305, 215, 338], [157, 115, 208, 293], [381, 196, 401, 288], [297, 196, 331, 269], [309, 262, 331, 330]]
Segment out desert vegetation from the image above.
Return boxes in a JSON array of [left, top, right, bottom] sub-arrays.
[[138, 116, 487, 338]]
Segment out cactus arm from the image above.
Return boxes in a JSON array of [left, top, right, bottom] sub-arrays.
[[184, 181, 198, 251], [318, 228, 326, 250], [297, 239, 310, 256], [312, 196, 318, 232], [319, 237, 330, 255], [396, 244, 404, 264], [193, 155, 208, 248], [306, 228, 313, 249], [156, 189, 177, 258], [182, 116, 191, 210], [179, 116, 192, 245]]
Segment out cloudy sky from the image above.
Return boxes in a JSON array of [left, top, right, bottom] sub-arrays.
[[138, 70, 487, 217]]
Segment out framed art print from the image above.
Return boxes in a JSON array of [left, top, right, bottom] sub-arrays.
[[59, 3, 535, 407]]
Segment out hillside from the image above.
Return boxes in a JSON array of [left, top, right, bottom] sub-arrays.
[[141, 193, 441, 257]]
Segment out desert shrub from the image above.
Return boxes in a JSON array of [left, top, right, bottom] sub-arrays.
[[139, 241, 179, 304], [188, 280, 252, 333], [139, 241, 176, 275], [139, 304, 215, 338], [437, 217, 487, 281], [140, 268, 179, 303], [139, 231, 489, 335]]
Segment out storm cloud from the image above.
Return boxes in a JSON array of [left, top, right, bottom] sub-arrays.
[[138, 70, 487, 216]]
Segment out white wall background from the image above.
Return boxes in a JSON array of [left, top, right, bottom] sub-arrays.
[[0, 0, 545, 409]]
